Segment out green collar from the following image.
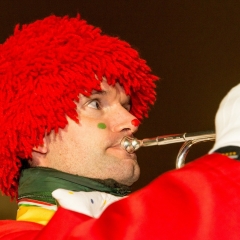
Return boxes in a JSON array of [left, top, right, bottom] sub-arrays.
[[18, 167, 131, 204]]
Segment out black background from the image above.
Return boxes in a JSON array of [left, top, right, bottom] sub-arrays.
[[1, 0, 240, 219]]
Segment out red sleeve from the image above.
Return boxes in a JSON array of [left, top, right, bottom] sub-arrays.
[[1, 153, 240, 240], [0, 220, 41, 239], [67, 154, 240, 240], [0, 208, 92, 240]]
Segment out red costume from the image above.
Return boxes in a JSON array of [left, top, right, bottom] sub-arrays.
[[1, 153, 240, 240]]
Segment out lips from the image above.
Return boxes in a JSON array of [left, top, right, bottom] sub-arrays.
[[110, 134, 134, 148], [107, 145, 137, 160], [105, 135, 137, 158]]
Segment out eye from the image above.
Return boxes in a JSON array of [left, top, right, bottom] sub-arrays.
[[88, 99, 101, 110]]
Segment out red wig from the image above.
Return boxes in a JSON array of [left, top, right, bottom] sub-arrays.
[[0, 15, 159, 198]]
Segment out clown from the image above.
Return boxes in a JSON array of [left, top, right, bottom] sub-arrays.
[[0, 14, 157, 224], [1, 14, 240, 240]]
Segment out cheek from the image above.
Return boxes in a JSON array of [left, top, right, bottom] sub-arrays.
[[69, 119, 110, 147], [97, 122, 107, 129]]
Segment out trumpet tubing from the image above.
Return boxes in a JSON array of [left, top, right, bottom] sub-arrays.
[[121, 131, 215, 168]]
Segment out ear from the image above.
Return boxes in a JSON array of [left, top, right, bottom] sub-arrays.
[[32, 136, 48, 154]]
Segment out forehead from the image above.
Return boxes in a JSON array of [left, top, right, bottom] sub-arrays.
[[99, 80, 125, 93], [91, 80, 130, 101]]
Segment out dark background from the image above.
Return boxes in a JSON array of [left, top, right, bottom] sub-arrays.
[[1, 0, 240, 220]]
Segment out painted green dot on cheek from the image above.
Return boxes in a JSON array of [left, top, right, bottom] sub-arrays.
[[97, 123, 107, 129]]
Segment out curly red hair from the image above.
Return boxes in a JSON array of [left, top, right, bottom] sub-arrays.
[[0, 14, 158, 198]]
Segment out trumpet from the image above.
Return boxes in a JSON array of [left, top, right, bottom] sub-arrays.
[[121, 131, 215, 169]]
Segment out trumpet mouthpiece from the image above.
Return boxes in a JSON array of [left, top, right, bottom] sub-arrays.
[[121, 136, 141, 153]]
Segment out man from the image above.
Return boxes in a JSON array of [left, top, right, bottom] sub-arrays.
[[0, 14, 157, 227], [1, 14, 240, 240]]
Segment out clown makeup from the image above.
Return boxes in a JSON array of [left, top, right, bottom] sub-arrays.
[[97, 123, 107, 129], [131, 119, 140, 127]]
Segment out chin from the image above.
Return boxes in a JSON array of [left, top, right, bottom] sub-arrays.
[[120, 176, 139, 186], [119, 166, 140, 186]]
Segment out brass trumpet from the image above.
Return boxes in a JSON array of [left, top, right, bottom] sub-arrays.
[[121, 131, 215, 169]]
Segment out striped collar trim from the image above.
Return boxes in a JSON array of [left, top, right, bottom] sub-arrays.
[[18, 198, 57, 211]]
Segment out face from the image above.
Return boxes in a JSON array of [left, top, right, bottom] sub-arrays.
[[43, 80, 140, 186]]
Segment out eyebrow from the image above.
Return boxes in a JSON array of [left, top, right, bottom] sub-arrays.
[[90, 89, 131, 106], [91, 90, 107, 95]]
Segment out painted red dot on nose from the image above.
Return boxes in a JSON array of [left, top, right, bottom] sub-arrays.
[[131, 119, 140, 127]]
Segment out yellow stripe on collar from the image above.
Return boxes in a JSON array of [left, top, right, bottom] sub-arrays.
[[16, 205, 56, 225]]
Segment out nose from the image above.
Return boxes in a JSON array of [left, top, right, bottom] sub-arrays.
[[111, 107, 140, 134]]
